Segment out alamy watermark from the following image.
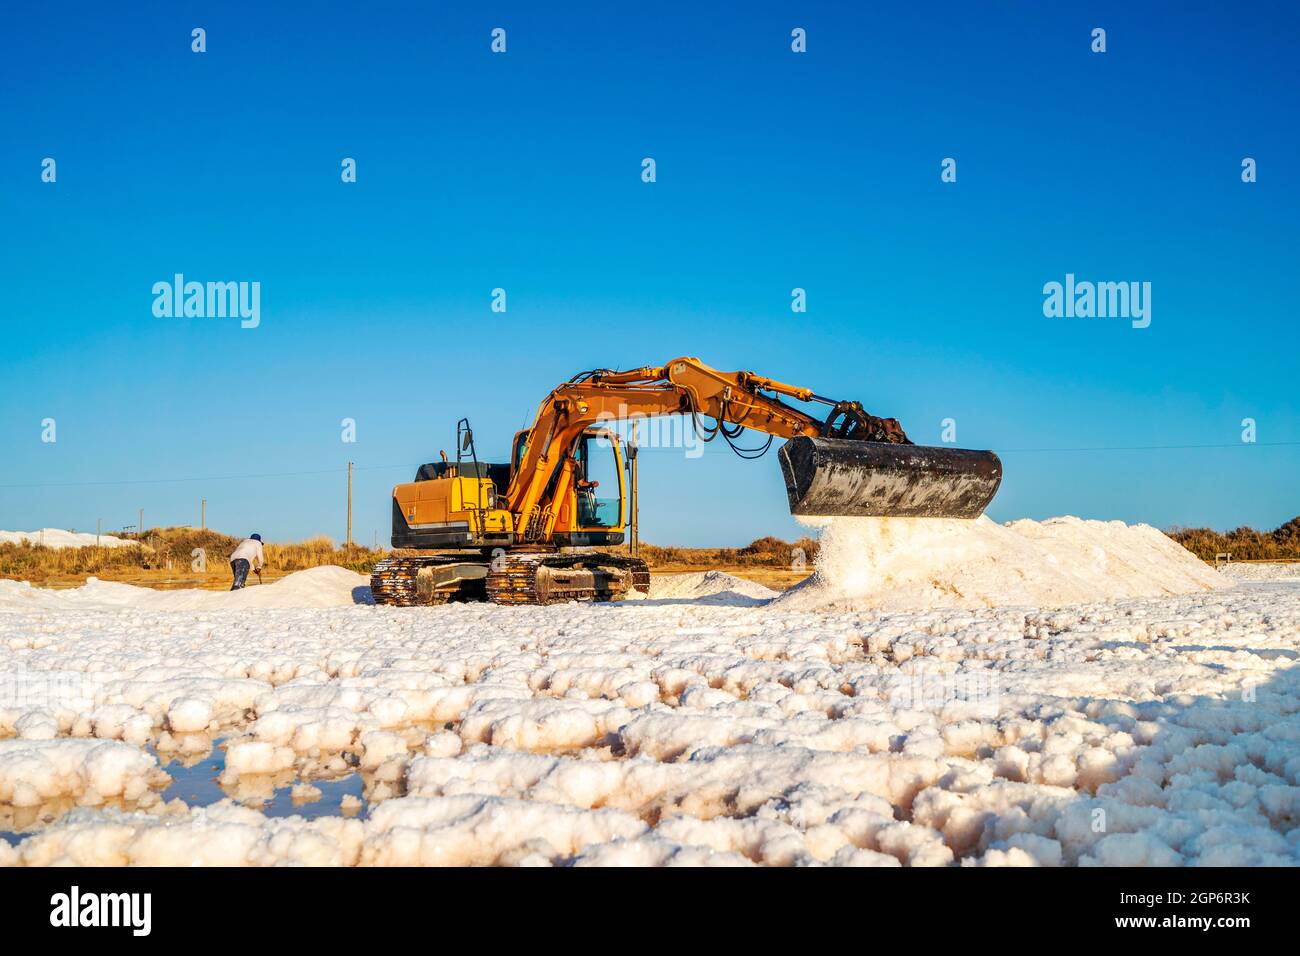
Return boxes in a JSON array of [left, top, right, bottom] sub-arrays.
[[50, 886, 151, 936], [887, 666, 1002, 717], [1, 673, 98, 711], [152, 274, 260, 329], [592, 405, 706, 459], [1042, 273, 1150, 329]]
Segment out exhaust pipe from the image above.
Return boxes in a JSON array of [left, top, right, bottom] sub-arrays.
[[779, 436, 1003, 519]]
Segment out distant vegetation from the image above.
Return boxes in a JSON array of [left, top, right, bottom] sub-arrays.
[[634, 535, 819, 569], [0, 526, 821, 588], [0, 527, 380, 586], [1167, 517, 1300, 562]]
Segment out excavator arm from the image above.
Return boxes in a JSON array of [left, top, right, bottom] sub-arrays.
[[506, 356, 1002, 538]]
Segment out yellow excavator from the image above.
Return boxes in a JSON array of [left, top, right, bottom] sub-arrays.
[[370, 357, 1002, 605]]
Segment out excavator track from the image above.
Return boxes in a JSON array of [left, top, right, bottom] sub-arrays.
[[371, 552, 649, 607], [370, 555, 482, 607], [486, 552, 650, 606]]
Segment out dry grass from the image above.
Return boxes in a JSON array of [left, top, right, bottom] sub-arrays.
[[631, 534, 820, 568], [0, 527, 818, 591], [0, 527, 382, 590], [1167, 516, 1300, 562], [614, 535, 818, 590]]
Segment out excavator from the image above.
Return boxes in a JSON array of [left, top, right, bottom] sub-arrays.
[[369, 357, 1002, 606]]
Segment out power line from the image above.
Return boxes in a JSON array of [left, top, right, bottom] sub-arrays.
[[0, 463, 416, 491], [1000, 440, 1300, 453], [1, 440, 1295, 491]]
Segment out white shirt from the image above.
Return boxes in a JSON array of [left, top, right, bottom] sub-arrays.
[[230, 538, 265, 569]]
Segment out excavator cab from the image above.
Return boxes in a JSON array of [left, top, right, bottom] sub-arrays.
[[505, 426, 626, 541], [573, 429, 624, 529], [511, 429, 529, 476]]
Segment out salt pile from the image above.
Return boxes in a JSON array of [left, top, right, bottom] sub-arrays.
[[0, 566, 372, 611], [642, 571, 777, 606], [772, 515, 1226, 611], [0, 528, 137, 550]]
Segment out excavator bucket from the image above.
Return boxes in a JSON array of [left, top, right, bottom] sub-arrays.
[[778, 436, 1002, 519]]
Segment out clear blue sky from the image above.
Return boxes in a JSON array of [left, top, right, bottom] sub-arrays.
[[2, 1, 1297, 546]]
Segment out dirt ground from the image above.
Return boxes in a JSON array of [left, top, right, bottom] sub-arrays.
[[642, 561, 809, 591], [18, 566, 296, 591]]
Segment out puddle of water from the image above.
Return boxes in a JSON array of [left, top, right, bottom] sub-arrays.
[[2, 738, 372, 848], [158, 751, 226, 808], [2, 794, 145, 845], [264, 775, 367, 820], [156, 739, 369, 820]]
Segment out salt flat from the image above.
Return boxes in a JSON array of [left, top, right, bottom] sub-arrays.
[[1, 561, 1297, 866]]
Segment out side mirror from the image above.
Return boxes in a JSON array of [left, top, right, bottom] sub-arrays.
[[461, 430, 473, 451]]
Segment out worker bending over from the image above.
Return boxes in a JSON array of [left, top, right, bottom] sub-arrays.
[[229, 533, 265, 590]]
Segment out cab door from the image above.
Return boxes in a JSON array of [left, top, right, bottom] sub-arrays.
[[573, 428, 625, 533]]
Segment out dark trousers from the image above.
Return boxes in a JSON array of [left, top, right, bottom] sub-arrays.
[[230, 558, 251, 590]]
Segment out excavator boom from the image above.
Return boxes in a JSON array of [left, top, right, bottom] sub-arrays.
[[508, 357, 1001, 528]]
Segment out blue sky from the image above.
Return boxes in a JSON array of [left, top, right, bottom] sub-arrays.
[[2, 1, 1297, 546]]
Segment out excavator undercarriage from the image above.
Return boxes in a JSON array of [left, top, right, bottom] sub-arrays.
[[370, 551, 650, 607]]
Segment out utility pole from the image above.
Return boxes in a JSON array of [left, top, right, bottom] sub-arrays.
[[96, 517, 101, 547], [138, 508, 144, 537], [201, 498, 205, 531], [346, 462, 353, 547], [629, 423, 640, 557]]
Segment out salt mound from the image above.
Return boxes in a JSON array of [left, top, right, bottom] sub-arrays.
[[771, 515, 1226, 611], [642, 571, 777, 606], [0, 528, 137, 549], [0, 739, 169, 807], [0, 566, 372, 612], [219, 566, 373, 609]]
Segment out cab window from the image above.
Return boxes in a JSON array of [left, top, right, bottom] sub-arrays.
[[575, 432, 621, 528], [512, 431, 529, 475]]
